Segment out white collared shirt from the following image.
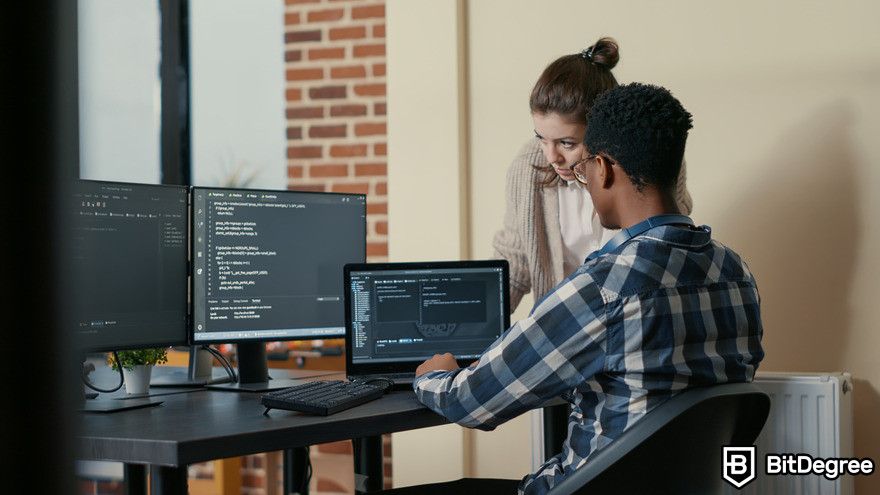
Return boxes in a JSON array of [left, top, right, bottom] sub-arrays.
[[557, 179, 615, 275]]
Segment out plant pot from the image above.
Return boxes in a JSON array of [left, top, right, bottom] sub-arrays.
[[122, 365, 154, 395]]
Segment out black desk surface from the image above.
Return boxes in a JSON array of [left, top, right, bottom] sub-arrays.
[[78, 380, 447, 467]]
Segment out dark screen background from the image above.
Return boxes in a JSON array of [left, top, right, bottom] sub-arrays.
[[351, 269, 505, 361], [192, 189, 365, 342], [69, 181, 188, 351]]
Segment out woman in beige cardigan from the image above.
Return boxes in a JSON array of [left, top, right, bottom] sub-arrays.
[[493, 37, 693, 312]]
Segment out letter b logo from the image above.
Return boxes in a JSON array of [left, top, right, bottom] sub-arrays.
[[723, 446, 756, 489]]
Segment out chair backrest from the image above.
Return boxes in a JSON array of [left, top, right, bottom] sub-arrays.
[[546, 382, 770, 495]]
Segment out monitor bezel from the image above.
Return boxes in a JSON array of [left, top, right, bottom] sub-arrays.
[[343, 259, 511, 376], [189, 186, 367, 345]]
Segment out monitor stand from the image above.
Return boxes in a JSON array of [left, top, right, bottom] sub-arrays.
[[150, 346, 233, 387], [79, 397, 164, 413], [207, 342, 336, 392]]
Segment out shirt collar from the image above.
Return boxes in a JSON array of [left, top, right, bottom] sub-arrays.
[[641, 224, 713, 249]]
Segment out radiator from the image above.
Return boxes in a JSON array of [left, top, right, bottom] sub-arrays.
[[726, 371, 854, 495]]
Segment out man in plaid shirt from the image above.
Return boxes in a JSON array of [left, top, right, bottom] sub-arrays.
[[402, 83, 764, 495]]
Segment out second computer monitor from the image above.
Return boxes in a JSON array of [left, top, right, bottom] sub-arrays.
[[191, 187, 366, 345]]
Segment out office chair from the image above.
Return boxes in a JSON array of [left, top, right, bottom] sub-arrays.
[[546, 382, 770, 495]]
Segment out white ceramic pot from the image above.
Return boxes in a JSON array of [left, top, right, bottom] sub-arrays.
[[122, 365, 154, 395]]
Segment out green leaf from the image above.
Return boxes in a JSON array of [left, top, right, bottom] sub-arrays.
[[107, 347, 169, 371]]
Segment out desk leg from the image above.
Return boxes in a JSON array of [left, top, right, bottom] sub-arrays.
[[352, 436, 383, 493], [542, 403, 569, 461], [124, 464, 147, 495], [283, 447, 310, 495], [150, 465, 188, 495]]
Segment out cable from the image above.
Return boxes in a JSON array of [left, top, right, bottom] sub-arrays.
[[209, 345, 236, 382], [81, 352, 124, 394], [202, 345, 233, 381], [299, 446, 312, 494], [204, 345, 237, 382]]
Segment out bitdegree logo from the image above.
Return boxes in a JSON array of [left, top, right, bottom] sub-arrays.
[[723, 446, 756, 488], [766, 454, 875, 480]]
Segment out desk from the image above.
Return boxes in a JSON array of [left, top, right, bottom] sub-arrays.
[[77, 375, 447, 494]]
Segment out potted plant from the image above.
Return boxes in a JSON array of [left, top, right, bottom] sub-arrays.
[[108, 348, 169, 395]]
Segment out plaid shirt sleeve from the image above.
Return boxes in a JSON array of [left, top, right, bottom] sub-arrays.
[[413, 268, 610, 430]]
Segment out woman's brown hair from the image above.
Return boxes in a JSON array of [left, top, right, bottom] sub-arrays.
[[530, 37, 620, 185]]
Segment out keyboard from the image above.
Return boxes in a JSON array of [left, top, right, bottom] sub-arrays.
[[261, 380, 386, 416]]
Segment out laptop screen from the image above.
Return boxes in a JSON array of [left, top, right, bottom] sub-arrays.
[[344, 260, 510, 375]]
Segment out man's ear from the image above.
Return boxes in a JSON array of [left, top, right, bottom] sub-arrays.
[[595, 155, 615, 189]]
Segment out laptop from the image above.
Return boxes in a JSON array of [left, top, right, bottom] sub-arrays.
[[344, 260, 510, 388]]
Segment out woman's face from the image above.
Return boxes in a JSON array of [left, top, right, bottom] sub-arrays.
[[532, 112, 587, 182]]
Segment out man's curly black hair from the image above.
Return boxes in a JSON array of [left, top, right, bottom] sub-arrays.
[[584, 82, 693, 191]]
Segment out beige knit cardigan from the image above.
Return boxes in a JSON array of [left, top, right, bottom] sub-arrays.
[[492, 139, 694, 312]]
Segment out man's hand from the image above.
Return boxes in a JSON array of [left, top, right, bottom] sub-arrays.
[[415, 353, 460, 377]]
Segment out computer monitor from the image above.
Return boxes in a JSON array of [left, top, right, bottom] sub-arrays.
[[191, 187, 366, 391], [68, 180, 190, 410], [69, 180, 189, 352]]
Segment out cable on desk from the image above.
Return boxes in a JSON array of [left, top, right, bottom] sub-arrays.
[[203, 345, 237, 383], [81, 351, 124, 393]]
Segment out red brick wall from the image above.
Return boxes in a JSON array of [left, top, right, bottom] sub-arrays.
[[241, 454, 270, 495], [284, 0, 389, 262], [77, 479, 123, 495]]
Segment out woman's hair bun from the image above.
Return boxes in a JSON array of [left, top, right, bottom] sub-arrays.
[[582, 37, 619, 70]]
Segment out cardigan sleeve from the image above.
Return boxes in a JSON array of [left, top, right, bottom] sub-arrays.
[[675, 158, 694, 215], [493, 140, 542, 312]]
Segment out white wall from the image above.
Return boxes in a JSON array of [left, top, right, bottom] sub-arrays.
[[386, 1, 470, 262], [190, 0, 286, 189], [78, 0, 162, 183], [386, 0, 470, 487], [389, 0, 880, 491]]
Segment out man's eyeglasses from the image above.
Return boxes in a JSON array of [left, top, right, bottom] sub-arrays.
[[568, 154, 598, 184]]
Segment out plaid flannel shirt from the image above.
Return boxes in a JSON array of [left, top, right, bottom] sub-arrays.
[[413, 224, 764, 494]]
